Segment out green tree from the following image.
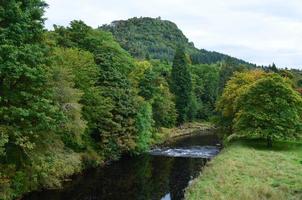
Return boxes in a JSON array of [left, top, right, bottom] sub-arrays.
[[0, 0, 61, 165], [234, 74, 302, 147], [132, 61, 177, 128], [100, 17, 255, 66], [218, 58, 249, 94], [135, 101, 153, 152], [190, 64, 219, 119], [139, 67, 158, 101], [50, 48, 89, 150], [216, 70, 267, 133], [152, 84, 177, 128], [53, 21, 138, 156], [0, 127, 8, 157], [49, 47, 113, 142], [170, 48, 193, 124]]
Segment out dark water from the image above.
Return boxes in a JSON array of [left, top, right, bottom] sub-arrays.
[[23, 132, 220, 200]]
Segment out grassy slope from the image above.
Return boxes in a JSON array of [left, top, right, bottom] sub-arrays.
[[185, 139, 302, 200]]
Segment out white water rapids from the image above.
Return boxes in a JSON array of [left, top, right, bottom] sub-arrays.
[[149, 146, 220, 158]]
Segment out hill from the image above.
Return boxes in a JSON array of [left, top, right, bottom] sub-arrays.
[[100, 17, 254, 66]]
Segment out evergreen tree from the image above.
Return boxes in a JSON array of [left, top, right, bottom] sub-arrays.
[[190, 64, 219, 119], [170, 48, 193, 124], [271, 62, 278, 73], [218, 58, 248, 95]]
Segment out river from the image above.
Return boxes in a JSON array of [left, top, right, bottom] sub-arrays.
[[23, 130, 221, 200]]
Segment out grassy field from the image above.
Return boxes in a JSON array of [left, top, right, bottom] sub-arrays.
[[185, 139, 302, 200]]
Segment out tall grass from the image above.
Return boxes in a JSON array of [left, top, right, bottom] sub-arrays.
[[185, 139, 302, 200]]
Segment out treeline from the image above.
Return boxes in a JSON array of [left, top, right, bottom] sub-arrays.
[[0, 1, 226, 199], [1, 1, 302, 200]]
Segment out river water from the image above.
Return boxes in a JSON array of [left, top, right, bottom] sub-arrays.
[[23, 131, 221, 200]]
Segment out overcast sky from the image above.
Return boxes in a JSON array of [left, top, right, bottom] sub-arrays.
[[44, 0, 302, 69]]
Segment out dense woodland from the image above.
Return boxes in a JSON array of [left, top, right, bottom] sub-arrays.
[[1, 1, 302, 200], [101, 17, 255, 65]]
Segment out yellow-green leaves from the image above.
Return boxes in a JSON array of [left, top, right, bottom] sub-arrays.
[[217, 70, 302, 146], [234, 74, 302, 145]]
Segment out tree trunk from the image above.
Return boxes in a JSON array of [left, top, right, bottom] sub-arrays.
[[267, 135, 272, 148]]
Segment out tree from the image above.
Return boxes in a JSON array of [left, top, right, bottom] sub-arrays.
[[132, 61, 177, 128], [53, 21, 138, 156], [190, 64, 219, 119], [139, 67, 158, 101], [216, 70, 267, 132], [270, 63, 278, 73], [0, 0, 62, 164], [233, 74, 302, 147], [50, 47, 100, 150], [100, 17, 254, 66], [170, 48, 193, 124], [218, 58, 249, 94], [49, 47, 113, 142], [0, 127, 8, 157], [135, 101, 153, 152], [152, 84, 177, 128]]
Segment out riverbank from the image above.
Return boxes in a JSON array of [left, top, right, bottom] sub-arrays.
[[22, 124, 219, 200], [185, 139, 302, 200], [12, 122, 213, 200], [153, 121, 215, 146]]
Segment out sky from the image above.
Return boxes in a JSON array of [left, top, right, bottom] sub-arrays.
[[44, 0, 302, 69]]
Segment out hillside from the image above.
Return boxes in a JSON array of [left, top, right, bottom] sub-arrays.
[[100, 17, 254, 65]]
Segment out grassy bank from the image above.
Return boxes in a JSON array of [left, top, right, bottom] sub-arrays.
[[185, 139, 302, 200]]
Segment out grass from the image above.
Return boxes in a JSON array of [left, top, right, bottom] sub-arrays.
[[185, 139, 302, 200]]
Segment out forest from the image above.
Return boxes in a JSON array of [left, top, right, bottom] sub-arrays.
[[1, 1, 302, 200]]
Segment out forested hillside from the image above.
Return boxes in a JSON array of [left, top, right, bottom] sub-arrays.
[[101, 17, 254, 65], [1, 1, 302, 200]]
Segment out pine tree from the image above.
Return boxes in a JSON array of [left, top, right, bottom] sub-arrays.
[[271, 62, 278, 73], [170, 48, 193, 124]]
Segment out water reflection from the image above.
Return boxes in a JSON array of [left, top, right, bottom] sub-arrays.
[[23, 132, 220, 200]]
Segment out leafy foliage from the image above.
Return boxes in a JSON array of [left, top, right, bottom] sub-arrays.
[[0, 0, 62, 165], [51, 21, 139, 157], [234, 74, 302, 146], [50, 48, 94, 150], [0, 127, 8, 157], [131, 60, 177, 128], [135, 101, 153, 152], [152, 84, 177, 128], [101, 17, 255, 65], [217, 70, 302, 146], [216, 70, 267, 131], [3, 2, 298, 199], [190, 64, 219, 119], [217, 58, 251, 94]]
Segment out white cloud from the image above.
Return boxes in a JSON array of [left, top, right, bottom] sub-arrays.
[[44, 0, 302, 69]]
